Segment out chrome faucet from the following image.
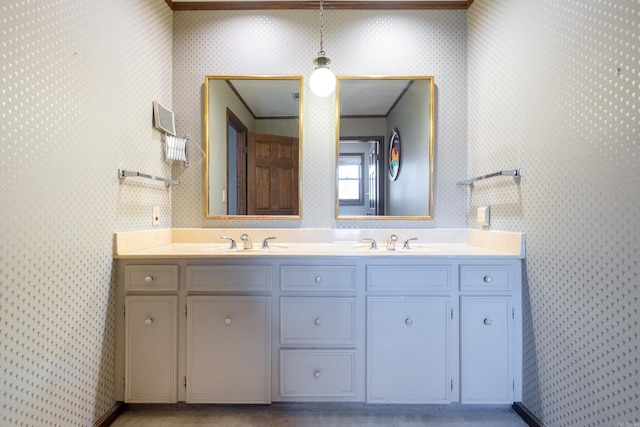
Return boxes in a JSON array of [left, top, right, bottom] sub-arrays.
[[362, 238, 378, 250], [262, 236, 277, 249], [386, 234, 399, 251], [403, 237, 418, 250], [240, 233, 253, 249], [220, 236, 237, 249]]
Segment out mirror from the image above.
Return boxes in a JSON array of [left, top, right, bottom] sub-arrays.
[[336, 76, 434, 219], [205, 76, 302, 218]]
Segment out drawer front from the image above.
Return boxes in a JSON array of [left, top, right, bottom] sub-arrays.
[[460, 265, 512, 291], [281, 298, 356, 345], [281, 266, 356, 292], [366, 265, 451, 291], [125, 265, 178, 292], [186, 265, 272, 292], [280, 350, 356, 397]]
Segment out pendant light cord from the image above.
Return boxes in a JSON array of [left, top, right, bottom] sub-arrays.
[[318, 0, 326, 56]]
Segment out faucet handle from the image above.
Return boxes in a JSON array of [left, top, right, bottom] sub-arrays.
[[403, 237, 418, 250], [262, 236, 277, 249], [220, 236, 237, 249], [362, 238, 378, 250]]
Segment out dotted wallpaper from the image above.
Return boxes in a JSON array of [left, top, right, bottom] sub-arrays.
[[468, 1, 639, 426], [1, 0, 173, 425], [171, 9, 469, 229]]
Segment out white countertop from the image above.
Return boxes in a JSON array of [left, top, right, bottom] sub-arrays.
[[113, 228, 525, 259]]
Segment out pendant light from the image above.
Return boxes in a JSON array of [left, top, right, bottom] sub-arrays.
[[309, 0, 336, 97]]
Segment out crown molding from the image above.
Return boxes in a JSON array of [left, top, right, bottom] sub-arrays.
[[165, 0, 473, 10]]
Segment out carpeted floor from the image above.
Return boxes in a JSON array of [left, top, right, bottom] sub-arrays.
[[110, 402, 529, 426]]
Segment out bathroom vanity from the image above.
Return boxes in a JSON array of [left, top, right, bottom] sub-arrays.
[[114, 228, 524, 405]]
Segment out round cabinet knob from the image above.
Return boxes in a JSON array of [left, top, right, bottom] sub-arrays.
[[314, 318, 322, 326], [483, 318, 492, 326], [224, 318, 232, 326], [483, 275, 492, 283], [144, 275, 154, 283], [314, 276, 322, 284], [405, 317, 414, 326], [144, 318, 153, 325], [314, 371, 321, 379]]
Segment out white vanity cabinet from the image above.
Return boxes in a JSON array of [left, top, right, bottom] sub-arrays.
[[122, 265, 179, 403], [367, 296, 450, 403], [459, 263, 521, 403], [185, 265, 271, 404], [276, 264, 363, 401], [187, 295, 271, 403], [115, 251, 522, 406], [366, 263, 453, 403]]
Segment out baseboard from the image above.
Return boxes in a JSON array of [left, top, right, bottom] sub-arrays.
[[94, 401, 125, 427], [513, 402, 546, 427]]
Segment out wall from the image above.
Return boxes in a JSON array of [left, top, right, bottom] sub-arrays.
[[172, 9, 469, 229], [467, 0, 640, 426], [387, 80, 432, 216], [0, 0, 173, 425]]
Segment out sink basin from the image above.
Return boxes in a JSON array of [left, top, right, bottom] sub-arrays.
[[398, 245, 437, 253], [198, 245, 231, 252], [198, 245, 288, 254], [351, 244, 437, 253]]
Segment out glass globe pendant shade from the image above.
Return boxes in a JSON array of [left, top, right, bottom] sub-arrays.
[[310, 56, 336, 97]]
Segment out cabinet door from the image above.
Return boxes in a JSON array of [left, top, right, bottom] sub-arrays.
[[460, 297, 512, 403], [125, 296, 177, 403], [367, 297, 450, 403], [187, 296, 271, 403]]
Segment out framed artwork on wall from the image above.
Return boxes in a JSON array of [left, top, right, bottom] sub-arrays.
[[388, 128, 400, 181]]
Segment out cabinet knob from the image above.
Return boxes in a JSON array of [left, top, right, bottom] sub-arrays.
[[144, 275, 154, 283], [314, 371, 321, 379], [483, 318, 492, 326], [144, 318, 153, 325], [405, 317, 414, 326], [314, 276, 322, 284], [224, 318, 232, 326], [314, 318, 322, 326], [483, 275, 492, 283]]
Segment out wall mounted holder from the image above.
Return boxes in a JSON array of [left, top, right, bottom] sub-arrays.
[[457, 169, 521, 187], [118, 169, 179, 187]]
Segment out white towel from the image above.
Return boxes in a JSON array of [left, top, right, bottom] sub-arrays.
[[164, 135, 187, 162]]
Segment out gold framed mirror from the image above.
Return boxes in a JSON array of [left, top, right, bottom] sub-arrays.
[[336, 76, 434, 220], [204, 76, 303, 219]]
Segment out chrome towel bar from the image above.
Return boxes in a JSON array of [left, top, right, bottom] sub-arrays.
[[457, 169, 521, 187], [118, 169, 179, 187]]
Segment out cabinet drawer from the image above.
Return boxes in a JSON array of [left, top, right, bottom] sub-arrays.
[[186, 265, 272, 292], [280, 350, 356, 397], [366, 265, 451, 291], [125, 265, 178, 292], [281, 266, 356, 292], [281, 298, 356, 345], [460, 265, 512, 291]]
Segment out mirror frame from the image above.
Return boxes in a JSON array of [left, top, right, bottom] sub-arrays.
[[335, 75, 435, 220], [204, 75, 304, 220]]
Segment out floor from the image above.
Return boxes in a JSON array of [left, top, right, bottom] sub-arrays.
[[110, 403, 530, 426]]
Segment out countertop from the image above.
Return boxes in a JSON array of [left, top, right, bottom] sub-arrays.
[[113, 228, 525, 259]]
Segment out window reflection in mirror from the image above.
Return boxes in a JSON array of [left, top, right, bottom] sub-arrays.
[[338, 153, 364, 206], [336, 76, 434, 219], [204, 76, 302, 218]]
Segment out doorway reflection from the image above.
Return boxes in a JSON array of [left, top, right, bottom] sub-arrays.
[[338, 137, 384, 216]]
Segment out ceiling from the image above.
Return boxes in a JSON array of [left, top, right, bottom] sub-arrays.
[[167, 0, 473, 10], [227, 79, 300, 118], [227, 78, 411, 119]]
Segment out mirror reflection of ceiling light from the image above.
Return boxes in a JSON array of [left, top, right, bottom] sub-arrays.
[[310, 0, 336, 97]]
